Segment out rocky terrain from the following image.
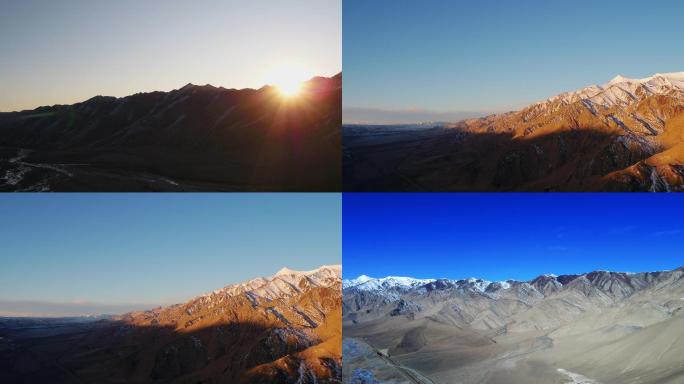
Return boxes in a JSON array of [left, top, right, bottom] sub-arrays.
[[343, 266, 684, 384], [0, 265, 342, 383], [0, 74, 341, 191], [344, 72, 684, 191]]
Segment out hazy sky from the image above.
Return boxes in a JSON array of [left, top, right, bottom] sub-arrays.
[[0, 0, 341, 112], [0, 194, 341, 317], [344, 193, 684, 281], [343, 0, 684, 124]]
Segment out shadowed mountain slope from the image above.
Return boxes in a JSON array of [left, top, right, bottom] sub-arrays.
[[344, 72, 684, 191], [0, 265, 342, 383], [0, 74, 341, 191]]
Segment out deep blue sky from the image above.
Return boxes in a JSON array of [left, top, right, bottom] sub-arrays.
[[343, 193, 684, 281], [0, 0, 341, 112], [0, 194, 340, 316], [343, 0, 684, 123]]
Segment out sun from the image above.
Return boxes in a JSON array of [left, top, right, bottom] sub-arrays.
[[277, 80, 303, 97], [267, 63, 310, 98]]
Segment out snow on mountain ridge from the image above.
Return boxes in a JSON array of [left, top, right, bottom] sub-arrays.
[[609, 74, 631, 85], [343, 276, 436, 291], [538, 71, 684, 109], [342, 274, 373, 289], [465, 278, 493, 292], [344, 275, 502, 293], [199, 265, 341, 301], [275, 264, 341, 277], [344, 268, 682, 295]]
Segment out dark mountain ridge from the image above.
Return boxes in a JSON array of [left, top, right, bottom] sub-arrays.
[[0, 74, 341, 191]]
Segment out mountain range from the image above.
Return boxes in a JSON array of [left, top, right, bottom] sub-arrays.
[[343, 72, 684, 191], [0, 74, 341, 191], [343, 266, 684, 384], [0, 265, 342, 383]]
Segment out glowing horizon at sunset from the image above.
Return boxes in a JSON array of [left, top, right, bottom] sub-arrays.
[[0, 0, 341, 112]]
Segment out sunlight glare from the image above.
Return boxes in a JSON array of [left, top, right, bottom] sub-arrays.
[[267, 63, 310, 98]]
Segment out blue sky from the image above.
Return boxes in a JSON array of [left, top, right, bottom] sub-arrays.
[[0, 194, 340, 316], [0, 0, 341, 112], [343, 0, 684, 123], [343, 193, 684, 281]]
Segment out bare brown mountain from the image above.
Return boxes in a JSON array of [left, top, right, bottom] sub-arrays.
[[342, 267, 684, 384], [0, 266, 342, 384], [0, 74, 341, 191], [343, 72, 684, 191]]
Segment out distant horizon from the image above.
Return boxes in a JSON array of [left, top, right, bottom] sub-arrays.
[[343, 107, 492, 125], [0, 0, 341, 112], [0, 263, 341, 318], [344, 0, 684, 124], [342, 69, 684, 125], [0, 194, 341, 317], [343, 193, 684, 282]]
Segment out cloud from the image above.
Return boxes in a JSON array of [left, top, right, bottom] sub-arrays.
[[552, 226, 566, 239], [610, 225, 637, 234], [653, 229, 682, 237], [0, 300, 156, 317], [343, 107, 488, 125]]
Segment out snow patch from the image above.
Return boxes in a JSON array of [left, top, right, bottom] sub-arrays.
[[557, 368, 600, 384], [266, 307, 290, 325], [343, 274, 373, 289], [465, 278, 492, 292]]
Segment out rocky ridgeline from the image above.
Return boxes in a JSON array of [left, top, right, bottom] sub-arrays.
[[343, 267, 684, 331]]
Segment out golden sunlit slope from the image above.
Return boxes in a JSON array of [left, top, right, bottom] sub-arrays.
[[344, 72, 684, 191], [0, 266, 342, 384]]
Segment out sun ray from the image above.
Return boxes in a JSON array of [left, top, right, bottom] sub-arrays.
[[266, 63, 310, 98]]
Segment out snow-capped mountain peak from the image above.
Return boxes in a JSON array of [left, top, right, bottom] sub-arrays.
[[346, 268, 684, 300], [537, 71, 684, 110], [603, 72, 684, 91], [608, 74, 631, 85], [275, 267, 298, 276], [342, 274, 374, 289], [498, 281, 511, 290], [463, 278, 493, 292], [343, 275, 436, 291], [274, 264, 341, 278], [198, 264, 341, 302], [356, 274, 373, 282]]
